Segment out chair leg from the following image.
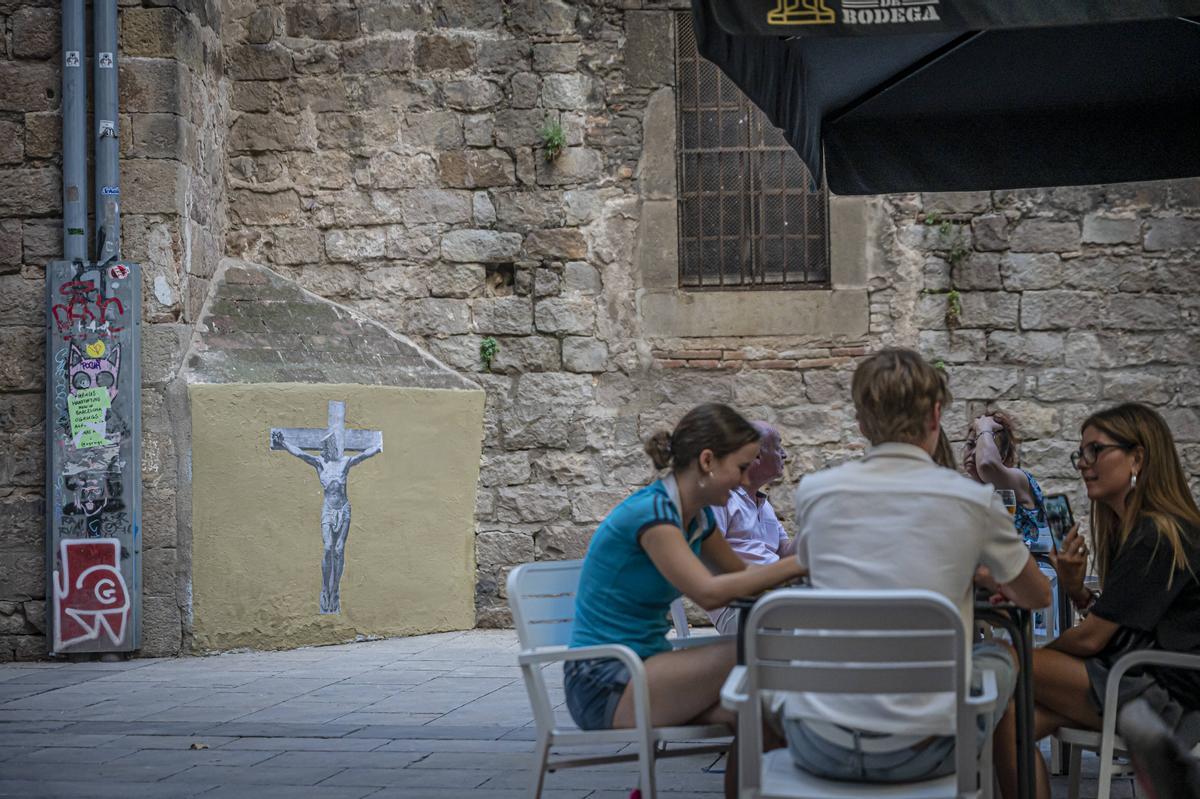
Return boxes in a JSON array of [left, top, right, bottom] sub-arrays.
[[637, 735, 657, 799], [529, 733, 551, 799], [1066, 743, 1082, 799], [1096, 748, 1114, 799]]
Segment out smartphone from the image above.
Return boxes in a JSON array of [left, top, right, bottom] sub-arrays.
[[1044, 493, 1074, 551]]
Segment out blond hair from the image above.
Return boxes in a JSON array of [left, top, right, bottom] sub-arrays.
[[1082, 403, 1200, 585], [852, 348, 950, 446]]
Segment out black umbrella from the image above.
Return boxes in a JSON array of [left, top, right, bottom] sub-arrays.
[[692, 0, 1200, 194]]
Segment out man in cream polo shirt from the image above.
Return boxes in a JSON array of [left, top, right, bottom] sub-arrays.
[[777, 348, 1051, 784]]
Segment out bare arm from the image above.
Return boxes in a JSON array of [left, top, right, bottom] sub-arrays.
[[348, 441, 382, 467], [996, 555, 1053, 609], [973, 419, 1035, 506], [641, 524, 805, 611], [272, 431, 322, 469], [1046, 612, 1119, 657], [700, 530, 749, 575]]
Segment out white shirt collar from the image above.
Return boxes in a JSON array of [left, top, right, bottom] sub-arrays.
[[863, 442, 934, 463]]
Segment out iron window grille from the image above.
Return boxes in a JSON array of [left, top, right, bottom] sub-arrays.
[[675, 12, 830, 290]]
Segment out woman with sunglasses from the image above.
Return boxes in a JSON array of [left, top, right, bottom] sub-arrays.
[[963, 410, 1051, 547], [993, 403, 1200, 799]]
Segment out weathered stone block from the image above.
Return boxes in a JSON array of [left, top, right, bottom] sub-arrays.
[[122, 7, 200, 65], [286, 4, 361, 40], [414, 32, 476, 70], [562, 337, 607, 373], [532, 42, 580, 73], [951, 253, 1002, 290], [439, 149, 515, 189], [535, 525, 591, 560], [510, 72, 540, 109], [1008, 219, 1081, 253], [1082, 213, 1140, 244], [20, 112, 58, 161], [0, 63, 55, 113], [986, 331, 1066, 365], [570, 487, 628, 523], [1033, 368, 1101, 403], [923, 191, 991, 214], [132, 113, 192, 159], [524, 228, 587, 260], [732, 371, 807, 406], [918, 329, 987, 364], [1144, 218, 1200, 251], [0, 220, 21, 271], [536, 147, 603, 186], [1020, 290, 1103, 330], [945, 365, 1021, 400], [21, 219, 58, 264], [475, 530, 535, 567], [434, 0, 503, 28], [400, 297, 471, 335], [473, 192, 496, 225], [464, 114, 493, 147], [472, 296, 533, 335], [625, 11, 673, 87], [999, 253, 1061, 290], [478, 39, 532, 71], [122, 159, 186, 215], [1103, 294, 1181, 331], [229, 188, 302, 226], [535, 297, 595, 334], [140, 595, 182, 657], [369, 152, 439, 189], [385, 226, 437, 260], [488, 335, 560, 373], [479, 451, 532, 487], [562, 261, 601, 295], [325, 228, 386, 262], [228, 43, 292, 81], [388, 189, 472, 227], [494, 190, 564, 230], [970, 213, 1010, 251], [492, 110, 545, 148], [778, 407, 847, 445], [121, 59, 190, 114], [1102, 371, 1172, 404], [507, 0, 577, 35], [405, 111, 464, 150], [12, 7, 58, 60], [441, 229, 522, 262], [803, 369, 854, 405], [0, 167, 59, 215], [957, 291, 1019, 330], [534, 267, 560, 297], [246, 6, 282, 44], [443, 77, 502, 112], [342, 37, 413, 73], [542, 74, 599, 110], [494, 486, 570, 524]]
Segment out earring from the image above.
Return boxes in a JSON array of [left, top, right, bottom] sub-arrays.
[[1131, 471, 1138, 489]]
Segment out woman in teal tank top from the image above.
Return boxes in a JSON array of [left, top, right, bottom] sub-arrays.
[[566, 404, 806, 793]]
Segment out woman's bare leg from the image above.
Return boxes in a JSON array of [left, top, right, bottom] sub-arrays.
[[995, 647, 1102, 799], [610, 640, 736, 728]]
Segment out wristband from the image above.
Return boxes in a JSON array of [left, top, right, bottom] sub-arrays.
[[1072, 588, 1098, 613]]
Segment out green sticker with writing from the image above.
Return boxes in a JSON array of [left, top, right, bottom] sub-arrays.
[[67, 387, 112, 449]]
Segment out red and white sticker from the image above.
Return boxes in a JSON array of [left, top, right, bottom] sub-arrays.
[[108, 264, 129, 280]]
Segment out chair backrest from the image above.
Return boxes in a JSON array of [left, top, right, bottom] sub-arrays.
[[669, 597, 690, 639], [741, 588, 976, 795], [507, 559, 583, 650]]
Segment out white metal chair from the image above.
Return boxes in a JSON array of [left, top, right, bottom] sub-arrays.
[[722, 589, 998, 799], [507, 560, 731, 799], [1055, 650, 1200, 799]]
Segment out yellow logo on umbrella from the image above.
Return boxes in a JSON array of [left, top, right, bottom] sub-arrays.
[[85, 341, 106, 358], [767, 0, 835, 25]]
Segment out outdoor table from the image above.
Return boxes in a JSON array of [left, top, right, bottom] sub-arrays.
[[976, 602, 1036, 799], [732, 592, 1036, 799]]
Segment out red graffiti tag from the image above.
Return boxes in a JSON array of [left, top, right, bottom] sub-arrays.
[[53, 538, 130, 651], [52, 280, 125, 337]]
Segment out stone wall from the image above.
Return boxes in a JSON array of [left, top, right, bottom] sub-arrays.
[[213, 0, 1200, 627], [0, 0, 227, 659]]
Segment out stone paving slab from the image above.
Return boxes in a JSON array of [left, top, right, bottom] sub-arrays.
[[0, 629, 1132, 798]]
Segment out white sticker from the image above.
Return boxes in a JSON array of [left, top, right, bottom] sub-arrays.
[[98, 52, 114, 69], [98, 120, 116, 137], [65, 51, 81, 68]]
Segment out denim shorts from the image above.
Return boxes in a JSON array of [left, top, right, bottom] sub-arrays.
[[564, 657, 631, 731], [784, 641, 1017, 783]]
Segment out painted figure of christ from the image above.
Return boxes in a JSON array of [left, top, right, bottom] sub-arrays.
[[271, 402, 382, 614]]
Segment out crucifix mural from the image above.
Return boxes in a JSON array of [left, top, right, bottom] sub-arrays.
[[270, 401, 383, 614]]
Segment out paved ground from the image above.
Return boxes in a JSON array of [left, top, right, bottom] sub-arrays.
[[0, 629, 1133, 798]]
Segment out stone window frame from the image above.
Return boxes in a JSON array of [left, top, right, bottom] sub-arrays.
[[635, 20, 872, 340]]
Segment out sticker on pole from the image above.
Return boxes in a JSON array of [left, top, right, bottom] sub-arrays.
[[98, 120, 116, 137], [66, 51, 81, 68], [98, 52, 114, 69], [101, 186, 120, 197], [108, 264, 129, 280]]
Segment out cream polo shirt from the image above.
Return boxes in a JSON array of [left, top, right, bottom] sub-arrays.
[[780, 442, 1030, 736]]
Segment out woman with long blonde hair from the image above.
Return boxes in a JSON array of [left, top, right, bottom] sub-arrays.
[[993, 403, 1200, 799]]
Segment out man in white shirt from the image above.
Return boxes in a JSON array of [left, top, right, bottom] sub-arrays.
[[779, 348, 1051, 784], [707, 422, 795, 634]]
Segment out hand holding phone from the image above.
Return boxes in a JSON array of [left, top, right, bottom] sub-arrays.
[[1044, 493, 1074, 551]]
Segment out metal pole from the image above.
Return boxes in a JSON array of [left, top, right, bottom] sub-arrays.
[[94, 0, 120, 263], [62, 0, 87, 262]]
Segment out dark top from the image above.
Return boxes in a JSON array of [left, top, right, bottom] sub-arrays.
[[1091, 515, 1200, 707]]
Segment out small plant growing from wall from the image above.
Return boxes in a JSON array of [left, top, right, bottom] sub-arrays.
[[944, 289, 962, 329], [480, 336, 499, 371], [541, 118, 566, 161]]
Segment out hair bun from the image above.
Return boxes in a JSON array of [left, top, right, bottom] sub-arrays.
[[644, 430, 673, 470]]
